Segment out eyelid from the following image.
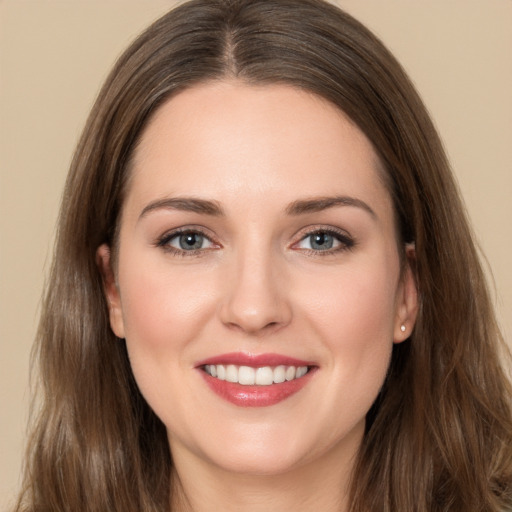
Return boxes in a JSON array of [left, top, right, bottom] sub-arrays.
[[155, 225, 222, 255], [154, 224, 355, 257], [290, 225, 355, 253]]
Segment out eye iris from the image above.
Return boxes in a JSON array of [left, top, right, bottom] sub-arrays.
[[179, 233, 203, 250], [310, 232, 333, 250]]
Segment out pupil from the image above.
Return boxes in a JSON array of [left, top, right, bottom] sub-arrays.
[[179, 233, 202, 250], [311, 232, 333, 250]]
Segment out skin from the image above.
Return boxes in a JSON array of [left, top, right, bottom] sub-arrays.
[[97, 81, 418, 511]]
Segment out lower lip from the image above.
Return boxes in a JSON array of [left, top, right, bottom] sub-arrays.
[[200, 369, 315, 407]]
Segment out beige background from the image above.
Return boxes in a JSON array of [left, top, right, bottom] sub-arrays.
[[1, 0, 511, 507]]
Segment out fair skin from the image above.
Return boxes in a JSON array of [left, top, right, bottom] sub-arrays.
[[97, 81, 418, 512]]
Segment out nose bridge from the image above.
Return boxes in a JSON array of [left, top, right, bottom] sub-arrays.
[[219, 236, 291, 335]]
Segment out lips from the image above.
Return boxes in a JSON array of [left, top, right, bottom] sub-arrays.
[[196, 352, 316, 407]]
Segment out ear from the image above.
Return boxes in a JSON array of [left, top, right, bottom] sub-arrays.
[[96, 244, 125, 339], [393, 243, 419, 343]]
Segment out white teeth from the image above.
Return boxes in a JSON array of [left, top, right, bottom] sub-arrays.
[[225, 364, 238, 383], [285, 366, 296, 381], [296, 366, 308, 378], [255, 366, 274, 386], [238, 366, 255, 385], [204, 364, 309, 386], [216, 364, 226, 380], [273, 365, 286, 383]]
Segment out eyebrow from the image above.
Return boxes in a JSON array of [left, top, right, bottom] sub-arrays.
[[139, 197, 224, 220], [285, 195, 376, 218], [138, 194, 376, 221]]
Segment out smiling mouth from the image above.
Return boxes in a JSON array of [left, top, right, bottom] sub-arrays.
[[197, 353, 316, 407], [203, 364, 310, 386]]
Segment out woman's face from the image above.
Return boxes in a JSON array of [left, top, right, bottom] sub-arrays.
[[98, 81, 417, 476]]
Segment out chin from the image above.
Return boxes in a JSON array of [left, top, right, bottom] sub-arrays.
[[207, 444, 309, 476], [170, 421, 314, 477]]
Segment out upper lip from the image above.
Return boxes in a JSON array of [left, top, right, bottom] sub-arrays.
[[195, 352, 315, 368]]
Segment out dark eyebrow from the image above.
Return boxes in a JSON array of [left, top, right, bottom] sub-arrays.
[[285, 196, 376, 218], [139, 197, 224, 220]]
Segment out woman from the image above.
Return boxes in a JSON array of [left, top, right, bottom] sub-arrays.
[[13, 0, 512, 510]]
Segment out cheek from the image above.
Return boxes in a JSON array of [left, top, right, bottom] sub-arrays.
[[297, 257, 399, 386], [116, 257, 221, 427], [117, 256, 218, 358], [301, 263, 398, 338]]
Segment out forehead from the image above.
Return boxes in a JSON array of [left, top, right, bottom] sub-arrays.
[[127, 80, 391, 218]]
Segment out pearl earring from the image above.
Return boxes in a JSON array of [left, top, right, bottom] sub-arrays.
[[400, 324, 406, 332]]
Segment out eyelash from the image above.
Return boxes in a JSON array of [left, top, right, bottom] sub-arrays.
[[155, 226, 356, 257], [155, 227, 218, 258], [292, 227, 356, 256]]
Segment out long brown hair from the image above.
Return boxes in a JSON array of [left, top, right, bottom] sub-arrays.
[[15, 1, 512, 510]]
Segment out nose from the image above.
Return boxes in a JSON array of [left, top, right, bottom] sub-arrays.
[[219, 248, 292, 336]]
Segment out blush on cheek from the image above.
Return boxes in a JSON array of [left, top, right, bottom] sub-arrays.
[[309, 273, 396, 338], [120, 263, 219, 354]]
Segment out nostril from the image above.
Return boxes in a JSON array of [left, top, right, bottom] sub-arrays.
[[218, 276, 293, 334], [224, 320, 281, 335]]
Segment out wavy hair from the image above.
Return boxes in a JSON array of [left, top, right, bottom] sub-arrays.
[[14, 0, 512, 510]]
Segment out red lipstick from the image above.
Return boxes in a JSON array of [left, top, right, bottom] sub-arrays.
[[196, 352, 316, 407]]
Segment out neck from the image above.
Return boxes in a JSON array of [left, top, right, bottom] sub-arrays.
[[169, 426, 362, 512]]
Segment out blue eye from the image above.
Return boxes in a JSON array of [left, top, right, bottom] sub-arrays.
[[159, 230, 215, 252], [309, 232, 335, 250], [174, 232, 207, 250], [296, 230, 353, 252]]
